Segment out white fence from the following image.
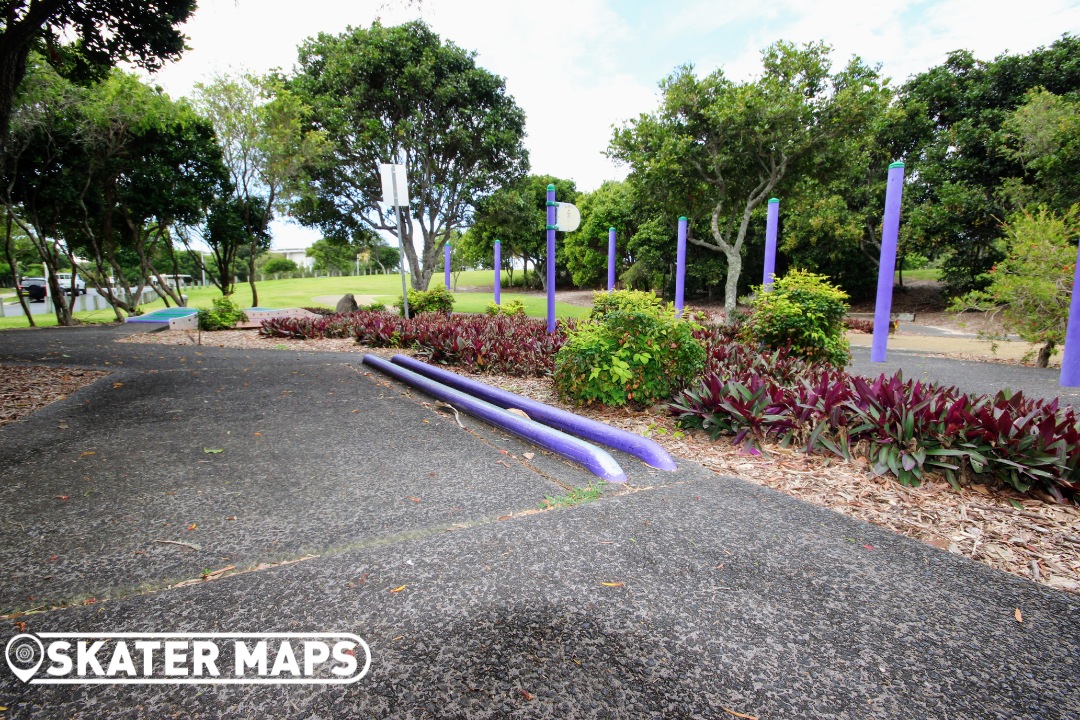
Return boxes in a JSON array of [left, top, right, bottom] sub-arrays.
[[0, 287, 167, 317]]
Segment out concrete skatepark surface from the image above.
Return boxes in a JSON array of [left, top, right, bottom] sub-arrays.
[[0, 325, 1077, 718]]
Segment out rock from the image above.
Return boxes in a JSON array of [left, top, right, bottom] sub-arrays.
[[335, 293, 359, 314], [506, 408, 530, 420]]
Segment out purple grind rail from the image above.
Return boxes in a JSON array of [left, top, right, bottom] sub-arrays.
[[390, 354, 677, 471], [362, 355, 627, 483]]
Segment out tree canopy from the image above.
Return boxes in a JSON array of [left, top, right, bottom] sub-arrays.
[[610, 41, 889, 319], [289, 20, 529, 290], [0, 0, 196, 138]]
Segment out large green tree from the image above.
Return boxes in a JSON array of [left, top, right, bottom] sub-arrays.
[[468, 174, 577, 290], [192, 72, 328, 305], [0, 1, 196, 139], [290, 21, 528, 291], [611, 41, 889, 319], [896, 34, 1080, 295]]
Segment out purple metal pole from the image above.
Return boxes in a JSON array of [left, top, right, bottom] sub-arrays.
[[494, 239, 501, 306], [871, 162, 906, 362], [675, 216, 687, 317], [444, 243, 451, 290], [1060, 246, 1080, 386], [763, 198, 779, 289], [607, 227, 617, 291], [546, 184, 557, 332]]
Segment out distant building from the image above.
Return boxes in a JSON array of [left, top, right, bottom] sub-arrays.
[[276, 247, 314, 269]]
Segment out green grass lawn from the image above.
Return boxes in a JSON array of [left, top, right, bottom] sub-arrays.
[[0, 271, 590, 329], [896, 267, 941, 282]]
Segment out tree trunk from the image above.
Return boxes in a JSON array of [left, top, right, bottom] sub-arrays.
[[248, 254, 259, 307], [2, 210, 34, 326], [723, 248, 742, 322], [1037, 342, 1054, 369]]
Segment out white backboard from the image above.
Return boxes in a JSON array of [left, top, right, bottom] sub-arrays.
[[556, 202, 581, 232], [379, 163, 410, 206]]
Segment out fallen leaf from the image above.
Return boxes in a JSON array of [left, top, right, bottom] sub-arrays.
[[203, 448, 224, 454], [80, 451, 96, 457], [523, 452, 535, 461], [721, 708, 758, 720], [407, 496, 421, 503], [112, 382, 123, 388], [226, 516, 237, 521], [422, 419, 430, 424], [13, 621, 27, 633], [55, 495, 70, 501], [390, 585, 407, 593], [83, 598, 95, 606], [57, 422, 69, 430], [863, 544, 876, 551], [601, 581, 625, 587], [520, 689, 535, 701], [187, 523, 197, 531], [48, 555, 58, 562], [253, 432, 262, 437], [1014, 608, 1023, 623]]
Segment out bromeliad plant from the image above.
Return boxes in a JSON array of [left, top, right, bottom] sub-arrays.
[[671, 349, 1080, 503]]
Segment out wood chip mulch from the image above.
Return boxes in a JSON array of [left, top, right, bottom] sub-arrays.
[[86, 329, 1080, 594], [0, 365, 108, 427]]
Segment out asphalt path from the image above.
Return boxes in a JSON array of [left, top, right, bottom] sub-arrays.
[[0, 326, 1077, 718]]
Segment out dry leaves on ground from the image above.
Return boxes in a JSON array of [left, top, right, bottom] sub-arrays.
[[0, 365, 108, 427]]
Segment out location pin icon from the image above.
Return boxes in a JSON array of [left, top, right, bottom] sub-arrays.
[[5, 634, 44, 683]]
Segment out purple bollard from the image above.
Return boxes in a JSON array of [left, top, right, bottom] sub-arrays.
[[871, 162, 906, 362], [494, 239, 501, 306], [444, 243, 451, 290], [763, 198, 779, 289], [675, 216, 687, 317], [546, 184, 557, 333], [1060, 247, 1080, 386], [608, 227, 617, 291]]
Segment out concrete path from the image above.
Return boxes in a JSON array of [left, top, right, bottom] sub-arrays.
[[0, 326, 1077, 718]]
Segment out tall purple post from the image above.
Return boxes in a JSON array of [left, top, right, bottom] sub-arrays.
[[675, 216, 687, 317], [871, 162, 906, 362], [494, 239, 502, 306], [1060, 247, 1080, 386], [763, 198, 779, 289], [546, 184, 557, 333], [607, 227, 617, 291], [444, 243, 451, 290]]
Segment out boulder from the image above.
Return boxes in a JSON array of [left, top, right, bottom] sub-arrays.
[[335, 293, 359, 314]]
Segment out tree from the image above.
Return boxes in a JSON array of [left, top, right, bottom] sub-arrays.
[[192, 73, 328, 305], [289, 20, 528, 291], [952, 207, 1079, 368], [563, 180, 639, 288], [67, 71, 229, 315], [610, 41, 891, 320], [1000, 88, 1080, 213], [0, 1, 196, 140], [263, 257, 298, 274], [897, 35, 1080, 295], [469, 175, 578, 290]]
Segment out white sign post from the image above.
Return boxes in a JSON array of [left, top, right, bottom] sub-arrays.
[[379, 162, 411, 318]]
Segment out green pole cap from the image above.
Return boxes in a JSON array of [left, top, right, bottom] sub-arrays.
[[889, 161, 905, 169], [494, 239, 500, 244], [768, 198, 779, 204], [609, 227, 616, 232], [547, 184, 556, 191], [679, 216, 687, 221]]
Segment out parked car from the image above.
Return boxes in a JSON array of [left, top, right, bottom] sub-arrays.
[[16, 277, 47, 302], [55, 272, 86, 295]]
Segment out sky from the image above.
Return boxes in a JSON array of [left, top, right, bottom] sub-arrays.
[[145, 0, 1080, 249]]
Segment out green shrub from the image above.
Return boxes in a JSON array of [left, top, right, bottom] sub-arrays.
[[485, 299, 526, 317], [198, 296, 248, 331], [742, 269, 850, 366], [363, 301, 387, 312], [590, 289, 663, 320], [397, 286, 454, 315], [554, 309, 705, 407]]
